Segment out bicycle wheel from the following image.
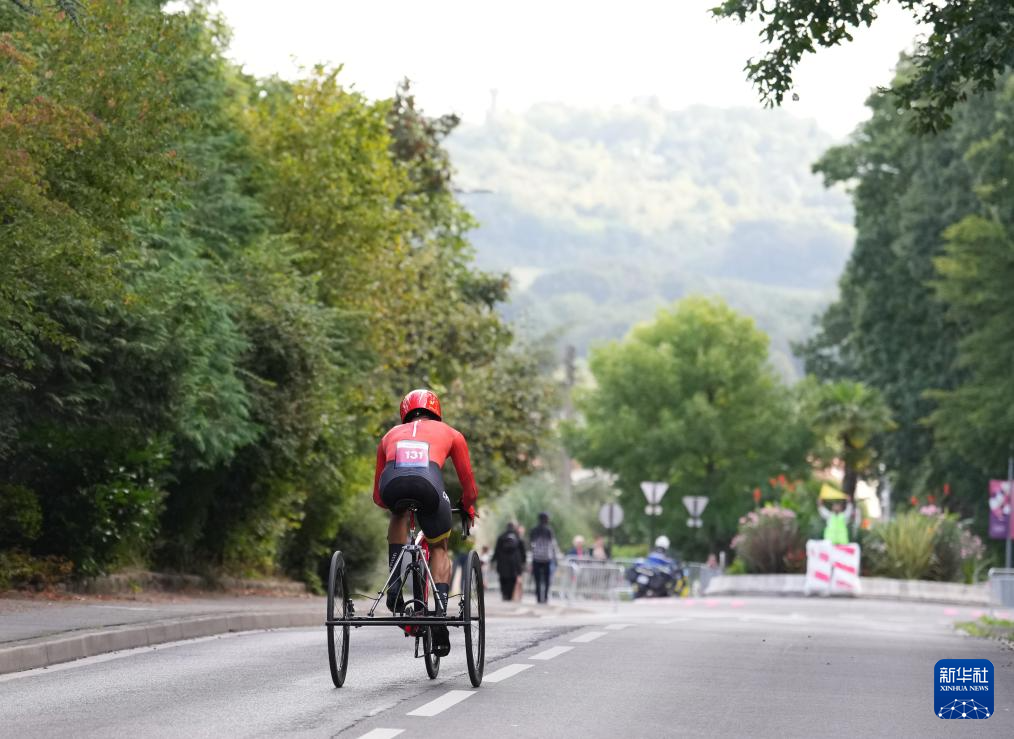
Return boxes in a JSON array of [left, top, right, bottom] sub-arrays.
[[413, 566, 440, 679], [326, 550, 350, 688], [461, 550, 485, 687]]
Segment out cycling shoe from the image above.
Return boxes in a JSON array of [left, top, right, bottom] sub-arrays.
[[432, 625, 450, 657], [386, 577, 404, 613]]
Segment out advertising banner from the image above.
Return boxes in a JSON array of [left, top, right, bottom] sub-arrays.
[[988, 480, 1013, 540]]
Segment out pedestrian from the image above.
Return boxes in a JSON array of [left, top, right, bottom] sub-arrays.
[[492, 522, 524, 601], [513, 524, 528, 601], [591, 535, 609, 560], [819, 499, 853, 545], [567, 534, 586, 558], [529, 512, 558, 604]]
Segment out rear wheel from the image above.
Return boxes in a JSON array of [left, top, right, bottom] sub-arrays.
[[327, 551, 350, 687], [413, 566, 440, 678], [461, 550, 485, 687]]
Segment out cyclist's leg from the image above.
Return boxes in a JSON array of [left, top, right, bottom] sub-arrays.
[[429, 538, 451, 584], [388, 509, 410, 546], [416, 485, 453, 656]]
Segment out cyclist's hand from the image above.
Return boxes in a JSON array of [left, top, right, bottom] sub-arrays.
[[467, 505, 477, 525]]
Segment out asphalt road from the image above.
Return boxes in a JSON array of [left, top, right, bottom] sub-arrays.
[[1, 597, 1011, 738]]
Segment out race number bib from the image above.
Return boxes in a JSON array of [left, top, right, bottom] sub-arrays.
[[395, 440, 430, 468]]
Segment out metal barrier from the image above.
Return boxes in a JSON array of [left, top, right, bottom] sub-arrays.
[[988, 568, 1014, 608], [521, 558, 628, 602]]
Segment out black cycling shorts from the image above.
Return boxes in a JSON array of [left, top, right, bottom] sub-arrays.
[[378, 462, 452, 543]]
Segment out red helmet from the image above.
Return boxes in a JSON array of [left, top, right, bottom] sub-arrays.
[[400, 389, 442, 422]]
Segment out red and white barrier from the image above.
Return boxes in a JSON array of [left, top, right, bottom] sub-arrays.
[[805, 540, 861, 596]]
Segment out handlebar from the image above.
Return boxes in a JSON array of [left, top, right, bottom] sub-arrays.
[[450, 507, 472, 539]]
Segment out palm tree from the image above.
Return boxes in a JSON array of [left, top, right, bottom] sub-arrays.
[[804, 379, 894, 500]]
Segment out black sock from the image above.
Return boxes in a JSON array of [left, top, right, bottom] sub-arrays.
[[388, 544, 404, 577], [435, 582, 449, 614]]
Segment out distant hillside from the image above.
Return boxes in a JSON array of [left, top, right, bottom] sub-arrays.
[[446, 101, 853, 374]]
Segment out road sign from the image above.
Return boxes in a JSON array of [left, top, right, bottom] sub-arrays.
[[644, 504, 662, 516], [598, 502, 624, 529], [682, 496, 709, 518], [640, 481, 669, 504], [687, 518, 703, 528]]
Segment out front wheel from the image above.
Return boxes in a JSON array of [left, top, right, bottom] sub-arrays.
[[327, 550, 350, 687], [461, 550, 485, 687]]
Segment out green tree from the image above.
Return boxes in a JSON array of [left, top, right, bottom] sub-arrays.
[[800, 379, 893, 499], [712, 0, 1014, 130], [796, 70, 1002, 520], [931, 75, 1014, 475], [567, 297, 804, 557]]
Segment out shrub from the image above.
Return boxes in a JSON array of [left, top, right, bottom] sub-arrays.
[[731, 506, 805, 574], [864, 507, 985, 582], [0, 485, 43, 547], [0, 550, 73, 591]]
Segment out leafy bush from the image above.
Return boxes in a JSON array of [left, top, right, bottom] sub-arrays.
[[731, 506, 804, 574], [317, 493, 387, 594], [0, 550, 73, 591], [0, 485, 42, 547], [864, 507, 986, 582]]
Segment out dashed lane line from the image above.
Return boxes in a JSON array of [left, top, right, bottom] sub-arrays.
[[356, 730, 404, 739], [406, 690, 475, 717], [570, 631, 606, 643], [605, 624, 633, 631], [530, 646, 574, 660], [483, 663, 533, 683]]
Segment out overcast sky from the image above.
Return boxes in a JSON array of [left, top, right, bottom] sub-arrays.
[[213, 0, 921, 139]]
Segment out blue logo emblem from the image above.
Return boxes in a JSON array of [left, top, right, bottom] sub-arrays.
[[934, 659, 993, 719]]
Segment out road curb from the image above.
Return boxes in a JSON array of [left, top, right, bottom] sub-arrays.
[[0, 609, 320, 676], [704, 574, 993, 605]]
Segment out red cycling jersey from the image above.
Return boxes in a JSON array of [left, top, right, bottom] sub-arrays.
[[372, 418, 478, 510]]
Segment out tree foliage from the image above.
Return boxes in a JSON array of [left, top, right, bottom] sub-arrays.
[[800, 379, 894, 498], [0, 1, 556, 584], [712, 0, 1014, 131], [567, 297, 806, 557], [931, 77, 1014, 473], [798, 66, 1014, 532]]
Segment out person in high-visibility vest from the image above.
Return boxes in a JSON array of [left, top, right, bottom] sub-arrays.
[[818, 484, 852, 545]]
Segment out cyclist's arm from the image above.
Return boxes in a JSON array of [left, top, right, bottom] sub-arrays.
[[449, 430, 478, 509], [372, 441, 387, 508]]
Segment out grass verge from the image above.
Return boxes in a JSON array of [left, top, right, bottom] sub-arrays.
[[956, 615, 1014, 645]]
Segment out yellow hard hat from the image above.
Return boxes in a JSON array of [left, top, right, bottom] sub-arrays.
[[819, 483, 848, 502]]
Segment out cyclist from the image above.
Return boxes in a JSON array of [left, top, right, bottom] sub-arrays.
[[373, 388, 478, 656]]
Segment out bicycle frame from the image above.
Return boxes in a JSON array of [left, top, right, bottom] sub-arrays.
[[325, 508, 470, 628]]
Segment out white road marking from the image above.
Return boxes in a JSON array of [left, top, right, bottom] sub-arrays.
[[483, 663, 533, 683], [605, 623, 632, 630], [356, 730, 404, 739], [530, 646, 573, 660], [407, 690, 475, 717], [657, 617, 689, 625], [570, 631, 606, 643]]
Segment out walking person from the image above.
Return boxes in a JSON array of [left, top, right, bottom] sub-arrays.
[[529, 512, 558, 604], [513, 524, 528, 601], [492, 522, 524, 601]]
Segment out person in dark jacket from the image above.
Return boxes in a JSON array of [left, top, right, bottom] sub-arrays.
[[492, 522, 525, 600], [529, 512, 558, 604]]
